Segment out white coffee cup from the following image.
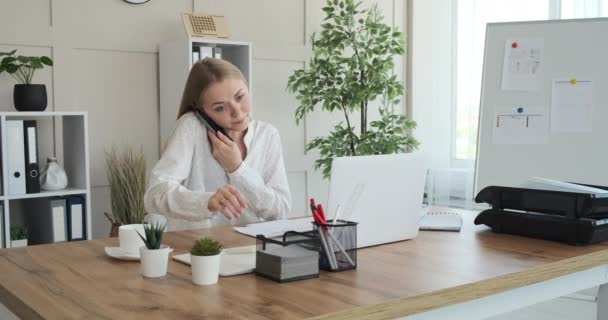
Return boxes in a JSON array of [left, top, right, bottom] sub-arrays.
[[119, 224, 146, 254]]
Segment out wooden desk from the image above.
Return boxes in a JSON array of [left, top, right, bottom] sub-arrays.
[[1, 211, 608, 320]]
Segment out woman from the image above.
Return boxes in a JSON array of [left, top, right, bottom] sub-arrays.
[[144, 58, 291, 231]]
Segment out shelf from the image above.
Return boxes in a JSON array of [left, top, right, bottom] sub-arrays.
[[190, 37, 250, 46], [4, 188, 88, 200], [0, 111, 87, 117]]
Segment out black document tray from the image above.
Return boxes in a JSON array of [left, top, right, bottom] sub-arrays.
[[474, 185, 608, 245]]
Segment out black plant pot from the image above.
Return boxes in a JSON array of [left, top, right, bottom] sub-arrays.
[[14, 84, 47, 112]]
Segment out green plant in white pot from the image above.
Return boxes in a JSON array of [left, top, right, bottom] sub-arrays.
[[0, 50, 53, 112], [137, 222, 172, 278], [10, 225, 28, 248], [190, 237, 223, 285], [104, 145, 147, 237], [287, 0, 419, 178]]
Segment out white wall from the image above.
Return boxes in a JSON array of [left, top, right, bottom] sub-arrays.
[[0, 0, 405, 239]]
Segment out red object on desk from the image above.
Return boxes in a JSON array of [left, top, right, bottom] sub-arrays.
[[316, 204, 327, 223]]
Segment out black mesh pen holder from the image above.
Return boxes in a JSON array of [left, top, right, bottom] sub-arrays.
[[255, 231, 320, 283], [313, 220, 358, 272]]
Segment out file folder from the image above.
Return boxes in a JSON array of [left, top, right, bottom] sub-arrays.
[[0, 203, 4, 247], [6, 120, 26, 195], [27, 197, 67, 244], [23, 120, 40, 193], [64, 196, 86, 241]]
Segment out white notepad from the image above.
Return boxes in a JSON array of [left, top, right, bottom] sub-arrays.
[[419, 207, 463, 232]]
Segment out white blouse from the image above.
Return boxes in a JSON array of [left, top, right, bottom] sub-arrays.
[[144, 112, 291, 231]]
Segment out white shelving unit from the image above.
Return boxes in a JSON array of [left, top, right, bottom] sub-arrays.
[[0, 111, 91, 248], [159, 37, 252, 145]]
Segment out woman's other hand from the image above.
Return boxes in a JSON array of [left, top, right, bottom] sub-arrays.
[[208, 131, 242, 173], [207, 184, 248, 220]]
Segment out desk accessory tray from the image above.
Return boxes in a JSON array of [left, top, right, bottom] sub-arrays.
[[475, 185, 608, 245], [255, 231, 319, 283]]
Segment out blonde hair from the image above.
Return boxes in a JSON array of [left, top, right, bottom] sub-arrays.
[[176, 57, 248, 119]]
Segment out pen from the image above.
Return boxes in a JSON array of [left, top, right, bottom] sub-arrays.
[[332, 205, 342, 224], [312, 210, 338, 270], [316, 204, 327, 224], [310, 198, 317, 216], [325, 228, 355, 267]]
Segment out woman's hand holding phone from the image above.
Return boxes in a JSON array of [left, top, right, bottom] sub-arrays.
[[208, 131, 242, 173], [208, 184, 248, 220]]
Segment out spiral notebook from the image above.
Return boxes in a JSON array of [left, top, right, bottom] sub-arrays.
[[419, 207, 463, 232]]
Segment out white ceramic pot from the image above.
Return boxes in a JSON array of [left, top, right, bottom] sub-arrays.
[[191, 253, 221, 285], [119, 224, 146, 254], [11, 239, 27, 248], [139, 245, 172, 278]]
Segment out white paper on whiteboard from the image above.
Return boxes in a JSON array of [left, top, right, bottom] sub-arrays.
[[551, 78, 593, 133], [493, 106, 549, 144], [501, 38, 543, 91]]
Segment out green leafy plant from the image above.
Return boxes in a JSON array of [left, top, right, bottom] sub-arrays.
[[137, 222, 166, 250], [287, 0, 419, 178], [0, 50, 53, 84], [190, 237, 222, 256], [104, 146, 147, 226], [10, 225, 28, 241]]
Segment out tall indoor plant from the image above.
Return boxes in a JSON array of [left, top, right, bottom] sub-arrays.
[[0, 50, 53, 111], [287, 0, 419, 178], [104, 146, 147, 236]]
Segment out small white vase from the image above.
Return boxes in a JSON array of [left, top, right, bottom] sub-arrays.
[[191, 253, 221, 285], [139, 245, 172, 278], [40, 157, 68, 191], [10, 239, 27, 248]]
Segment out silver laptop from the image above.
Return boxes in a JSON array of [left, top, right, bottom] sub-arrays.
[[327, 153, 427, 248]]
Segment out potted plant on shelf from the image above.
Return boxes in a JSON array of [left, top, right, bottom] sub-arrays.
[[190, 237, 223, 285], [137, 221, 171, 278], [10, 225, 28, 248], [104, 145, 147, 237], [0, 50, 53, 111], [287, 0, 419, 178]]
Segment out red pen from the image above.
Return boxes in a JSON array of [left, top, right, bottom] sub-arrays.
[[317, 204, 327, 224]]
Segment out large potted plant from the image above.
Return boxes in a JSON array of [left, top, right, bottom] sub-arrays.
[[104, 146, 147, 237], [137, 221, 171, 278], [287, 0, 419, 178], [10, 225, 28, 248], [0, 50, 53, 111], [190, 237, 223, 285]]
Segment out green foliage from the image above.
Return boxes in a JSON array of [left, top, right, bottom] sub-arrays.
[[104, 146, 147, 226], [190, 237, 222, 256], [10, 225, 28, 241], [287, 0, 419, 177], [0, 50, 53, 85], [137, 222, 166, 250]]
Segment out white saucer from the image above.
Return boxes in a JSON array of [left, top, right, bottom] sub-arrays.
[[173, 245, 256, 276], [104, 246, 140, 261]]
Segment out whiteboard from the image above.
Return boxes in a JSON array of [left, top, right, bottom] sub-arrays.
[[475, 18, 608, 194]]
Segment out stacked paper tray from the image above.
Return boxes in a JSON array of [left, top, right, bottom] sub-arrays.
[[255, 231, 319, 283]]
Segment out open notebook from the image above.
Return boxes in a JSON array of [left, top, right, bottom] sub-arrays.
[[419, 206, 463, 232]]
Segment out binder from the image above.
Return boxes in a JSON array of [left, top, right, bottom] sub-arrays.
[[64, 196, 86, 241], [200, 46, 213, 60], [7, 120, 26, 195], [0, 203, 4, 247], [27, 197, 67, 244], [23, 120, 40, 193], [212, 47, 222, 59]]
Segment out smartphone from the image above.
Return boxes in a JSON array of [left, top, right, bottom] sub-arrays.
[[192, 109, 233, 141]]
